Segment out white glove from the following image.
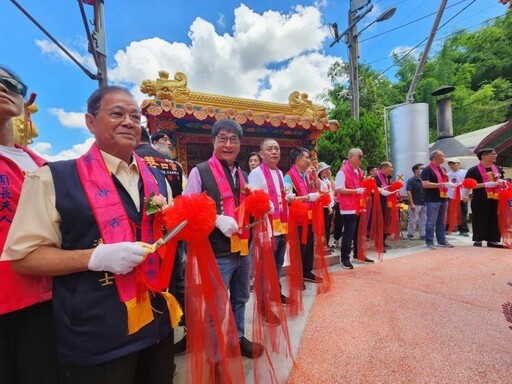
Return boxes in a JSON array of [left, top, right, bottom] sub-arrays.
[[497, 179, 507, 185], [443, 182, 458, 188], [268, 200, 275, 215], [379, 189, 392, 196], [356, 188, 366, 195], [484, 181, 498, 188], [285, 193, 296, 203], [88, 242, 147, 275], [308, 192, 320, 202], [215, 215, 239, 237]]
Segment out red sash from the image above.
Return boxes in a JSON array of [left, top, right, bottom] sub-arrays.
[[260, 163, 288, 234], [76, 143, 180, 334], [477, 163, 501, 199], [429, 162, 448, 198], [207, 155, 250, 254]]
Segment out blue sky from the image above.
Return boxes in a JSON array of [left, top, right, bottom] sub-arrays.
[[0, 0, 507, 160]]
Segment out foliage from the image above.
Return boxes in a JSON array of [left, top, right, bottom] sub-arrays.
[[318, 13, 511, 166]]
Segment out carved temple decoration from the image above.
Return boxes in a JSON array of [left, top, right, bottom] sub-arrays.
[[140, 70, 340, 173], [12, 103, 39, 146]]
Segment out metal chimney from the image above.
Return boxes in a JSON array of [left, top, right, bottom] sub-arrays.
[[430, 85, 475, 158], [432, 85, 455, 139]]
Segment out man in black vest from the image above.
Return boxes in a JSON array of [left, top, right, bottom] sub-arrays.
[[2, 86, 176, 384], [183, 118, 263, 359]]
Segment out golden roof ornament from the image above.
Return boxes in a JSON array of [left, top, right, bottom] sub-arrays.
[[140, 70, 190, 103], [12, 103, 39, 146], [288, 91, 327, 119]]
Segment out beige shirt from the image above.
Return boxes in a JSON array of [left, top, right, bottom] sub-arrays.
[[2, 150, 172, 261]]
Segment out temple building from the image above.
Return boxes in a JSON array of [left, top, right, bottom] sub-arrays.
[[139, 70, 340, 174]]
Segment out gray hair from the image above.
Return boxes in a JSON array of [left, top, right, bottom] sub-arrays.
[[348, 148, 363, 158], [429, 149, 444, 161], [87, 86, 134, 114]]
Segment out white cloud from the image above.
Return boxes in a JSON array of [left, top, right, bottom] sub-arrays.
[[108, 4, 334, 101], [390, 45, 419, 59], [37, 4, 341, 157], [35, 39, 96, 71], [31, 138, 95, 161], [258, 52, 337, 102], [314, 0, 329, 8], [48, 108, 89, 130]]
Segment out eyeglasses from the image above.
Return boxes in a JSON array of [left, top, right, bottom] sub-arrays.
[[94, 107, 142, 124], [215, 135, 240, 145], [0, 76, 28, 97], [356, 155, 364, 160]]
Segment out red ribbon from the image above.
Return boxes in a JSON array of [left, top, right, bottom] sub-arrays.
[[162, 193, 244, 384]]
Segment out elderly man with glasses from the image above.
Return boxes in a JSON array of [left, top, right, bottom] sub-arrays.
[[2, 86, 178, 384], [464, 148, 506, 248]]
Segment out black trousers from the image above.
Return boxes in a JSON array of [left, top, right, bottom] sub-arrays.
[[0, 301, 59, 384], [333, 203, 344, 241], [471, 199, 500, 242], [323, 207, 333, 245], [340, 214, 359, 262], [59, 333, 174, 384], [298, 224, 314, 276]]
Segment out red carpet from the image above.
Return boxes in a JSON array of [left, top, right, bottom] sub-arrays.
[[289, 246, 512, 383]]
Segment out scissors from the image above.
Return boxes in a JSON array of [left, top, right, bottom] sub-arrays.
[[139, 220, 188, 254]]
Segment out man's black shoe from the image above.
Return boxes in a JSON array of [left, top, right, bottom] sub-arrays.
[[473, 241, 482, 247], [364, 257, 374, 263], [488, 242, 504, 248], [174, 335, 187, 356], [239, 336, 264, 358], [281, 294, 294, 307], [303, 273, 323, 283], [341, 260, 354, 269]]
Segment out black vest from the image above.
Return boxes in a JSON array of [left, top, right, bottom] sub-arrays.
[[196, 161, 247, 257], [48, 159, 171, 365]]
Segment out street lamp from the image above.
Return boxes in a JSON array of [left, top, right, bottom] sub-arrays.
[[330, 5, 396, 120]]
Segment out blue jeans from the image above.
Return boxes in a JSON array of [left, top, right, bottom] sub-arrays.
[[216, 253, 251, 338], [425, 201, 448, 245]]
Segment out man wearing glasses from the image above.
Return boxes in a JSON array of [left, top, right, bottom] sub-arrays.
[[184, 118, 264, 359], [465, 148, 506, 248], [3, 86, 177, 383]]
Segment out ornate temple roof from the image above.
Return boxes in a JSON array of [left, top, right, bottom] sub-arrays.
[[140, 71, 339, 140]]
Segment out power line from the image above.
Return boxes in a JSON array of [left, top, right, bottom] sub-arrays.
[[360, 0, 470, 43], [377, 0, 479, 77], [364, 14, 505, 66]]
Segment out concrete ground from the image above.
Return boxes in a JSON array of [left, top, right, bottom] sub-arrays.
[[173, 232, 505, 383]]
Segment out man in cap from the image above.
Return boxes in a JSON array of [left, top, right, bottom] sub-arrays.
[[464, 148, 506, 247], [446, 158, 469, 236]]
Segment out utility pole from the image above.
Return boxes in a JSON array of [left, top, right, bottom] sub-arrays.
[[93, 0, 108, 87], [329, 2, 396, 121], [347, 10, 360, 120]]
